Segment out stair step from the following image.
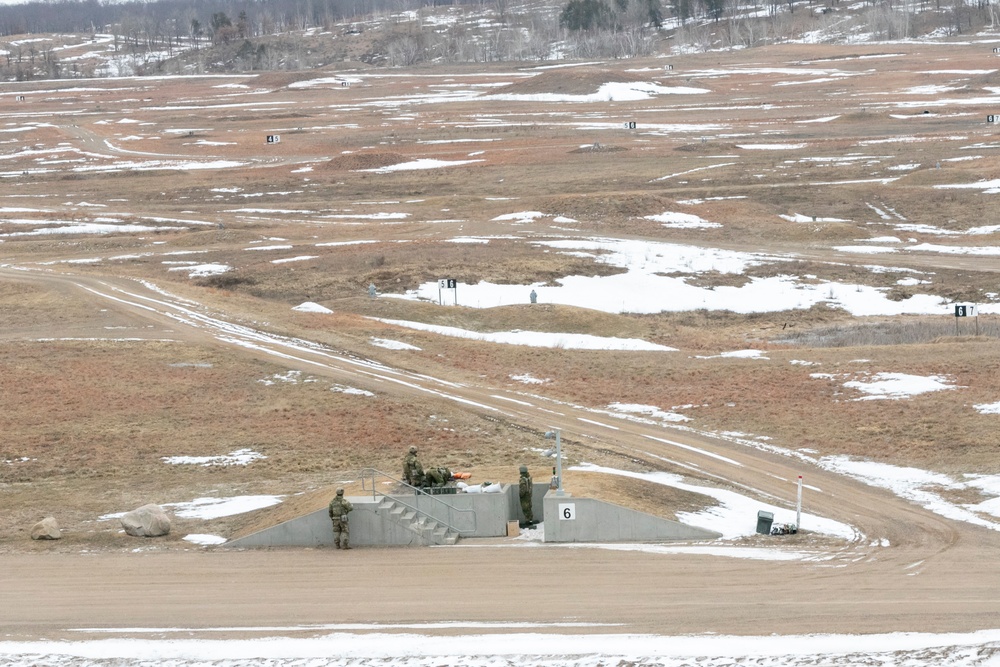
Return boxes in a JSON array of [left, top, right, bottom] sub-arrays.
[[375, 496, 460, 545]]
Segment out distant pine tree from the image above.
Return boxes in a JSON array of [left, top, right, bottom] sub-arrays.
[[559, 0, 614, 31]]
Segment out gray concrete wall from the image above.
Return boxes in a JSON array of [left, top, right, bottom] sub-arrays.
[[227, 487, 721, 549], [227, 498, 433, 549], [542, 492, 722, 543], [227, 490, 517, 549], [407, 488, 510, 536]]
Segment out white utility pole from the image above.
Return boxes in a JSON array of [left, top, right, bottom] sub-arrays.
[[545, 429, 564, 496], [796, 475, 803, 531]]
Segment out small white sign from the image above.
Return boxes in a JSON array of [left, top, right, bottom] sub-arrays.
[[438, 278, 457, 289], [266, 134, 281, 144], [559, 503, 576, 520]]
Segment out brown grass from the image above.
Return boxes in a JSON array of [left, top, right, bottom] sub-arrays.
[[496, 67, 650, 96], [4, 43, 1000, 550], [323, 152, 409, 171]]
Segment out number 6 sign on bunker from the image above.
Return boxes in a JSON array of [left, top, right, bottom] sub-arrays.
[[559, 503, 576, 520]]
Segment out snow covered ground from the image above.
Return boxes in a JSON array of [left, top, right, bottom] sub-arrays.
[[2, 628, 999, 666], [386, 236, 952, 316]]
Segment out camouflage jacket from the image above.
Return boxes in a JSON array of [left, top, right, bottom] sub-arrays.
[[426, 467, 451, 486], [403, 453, 423, 482], [519, 473, 533, 499], [328, 496, 353, 520]]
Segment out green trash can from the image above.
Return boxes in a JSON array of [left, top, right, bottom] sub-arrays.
[[756, 510, 774, 535]]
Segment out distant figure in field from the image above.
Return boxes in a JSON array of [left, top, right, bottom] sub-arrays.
[[328, 488, 353, 550], [403, 446, 424, 487], [519, 465, 533, 526], [530, 289, 537, 304]]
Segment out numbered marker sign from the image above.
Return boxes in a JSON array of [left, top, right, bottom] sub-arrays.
[[438, 278, 457, 289], [624, 121, 637, 129], [266, 134, 281, 144], [989, 115, 998, 124], [955, 304, 977, 317], [559, 503, 576, 521]]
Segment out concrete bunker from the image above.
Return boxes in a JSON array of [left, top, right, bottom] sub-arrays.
[[226, 470, 721, 549]]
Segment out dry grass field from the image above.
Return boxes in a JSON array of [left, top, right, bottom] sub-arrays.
[[3, 40, 1000, 553]]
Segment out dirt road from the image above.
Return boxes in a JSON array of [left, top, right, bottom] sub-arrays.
[[3, 541, 998, 641]]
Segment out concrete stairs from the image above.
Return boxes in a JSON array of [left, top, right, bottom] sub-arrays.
[[378, 497, 460, 545]]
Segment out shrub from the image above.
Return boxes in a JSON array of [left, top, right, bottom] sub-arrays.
[[197, 274, 256, 289]]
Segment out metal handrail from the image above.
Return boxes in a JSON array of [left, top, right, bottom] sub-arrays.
[[359, 467, 478, 535]]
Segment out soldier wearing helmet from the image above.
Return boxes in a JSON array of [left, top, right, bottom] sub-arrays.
[[425, 466, 452, 488], [518, 465, 534, 526], [328, 487, 353, 550], [403, 446, 424, 488]]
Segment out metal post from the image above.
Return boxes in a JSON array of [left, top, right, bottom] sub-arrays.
[[796, 475, 802, 531], [545, 429, 564, 496], [555, 429, 563, 496]]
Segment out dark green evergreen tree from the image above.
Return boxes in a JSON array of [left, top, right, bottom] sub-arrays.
[[559, 0, 614, 30]]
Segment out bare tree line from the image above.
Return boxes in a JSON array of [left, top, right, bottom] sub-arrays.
[[2, 0, 998, 77], [0, 0, 425, 38]]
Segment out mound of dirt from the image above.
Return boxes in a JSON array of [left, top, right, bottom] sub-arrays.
[[540, 192, 682, 220], [499, 67, 649, 96], [569, 143, 628, 154], [323, 152, 407, 170]]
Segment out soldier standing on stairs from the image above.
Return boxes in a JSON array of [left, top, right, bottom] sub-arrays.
[[328, 488, 353, 549]]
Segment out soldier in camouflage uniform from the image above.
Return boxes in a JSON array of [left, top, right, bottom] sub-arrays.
[[518, 465, 533, 525], [424, 467, 452, 488], [403, 446, 424, 487], [328, 488, 353, 549]]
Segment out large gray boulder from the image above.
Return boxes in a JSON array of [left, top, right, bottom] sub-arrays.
[[30, 517, 62, 540], [121, 504, 171, 537]]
